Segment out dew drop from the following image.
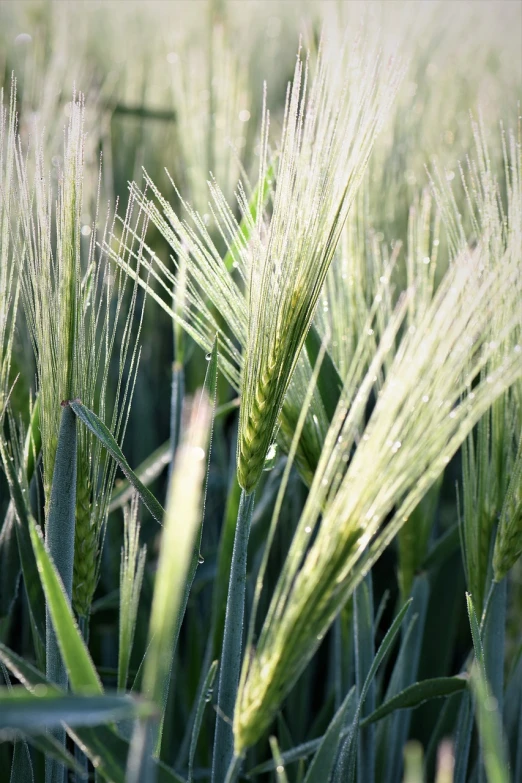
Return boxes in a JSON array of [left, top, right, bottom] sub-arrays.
[[198, 553, 205, 565]]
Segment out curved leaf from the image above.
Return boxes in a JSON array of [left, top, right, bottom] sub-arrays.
[[28, 520, 102, 695], [69, 400, 165, 523], [361, 677, 468, 727]]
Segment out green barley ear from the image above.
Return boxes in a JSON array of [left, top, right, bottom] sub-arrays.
[[493, 434, 522, 580], [111, 32, 402, 492], [18, 94, 146, 621], [233, 235, 522, 753], [432, 117, 522, 610], [237, 38, 403, 492], [0, 78, 20, 423]]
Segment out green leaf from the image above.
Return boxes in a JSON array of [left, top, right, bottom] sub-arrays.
[[19, 732, 84, 780], [374, 576, 429, 783], [466, 592, 486, 677], [69, 399, 165, 523], [0, 687, 157, 733], [109, 440, 171, 513], [305, 322, 343, 422], [28, 519, 102, 695], [335, 598, 412, 782], [352, 572, 375, 783], [45, 404, 77, 702], [0, 645, 185, 783], [188, 660, 218, 783], [303, 686, 356, 783], [0, 437, 46, 650], [212, 489, 255, 783], [361, 677, 468, 726], [132, 385, 212, 779], [154, 336, 219, 754], [470, 664, 510, 783], [421, 522, 460, 571], [0, 503, 20, 620], [9, 740, 34, 783]]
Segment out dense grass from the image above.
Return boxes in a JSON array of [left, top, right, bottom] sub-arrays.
[[0, 2, 521, 782]]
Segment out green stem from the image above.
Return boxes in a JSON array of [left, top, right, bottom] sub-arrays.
[[45, 403, 77, 783], [223, 754, 242, 783], [212, 489, 255, 783], [168, 362, 184, 486]]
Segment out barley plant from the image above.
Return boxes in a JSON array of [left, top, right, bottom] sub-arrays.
[[0, 2, 521, 783]]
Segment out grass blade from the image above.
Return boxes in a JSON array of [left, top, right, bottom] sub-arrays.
[[0, 688, 157, 733], [0, 645, 184, 783], [0, 436, 46, 651], [133, 392, 212, 779], [0, 503, 20, 621], [155, 336, 219, 753], [212, 489, 255, 783], [10, 740, 34, 783], [109, 441, 171, 513], [335, 598, 412, 782], [188, 660, 218, 783], [69, 400, 165, 523], [361, 677, 468, 726], [45, 404, 77, 686], [303, 686, 356, 783], [470, 665, 510, 783], [353, 572, 375, 783], [28, 519, 102, 695]]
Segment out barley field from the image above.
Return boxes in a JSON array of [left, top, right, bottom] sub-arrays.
[[0, 1, 521, 782]]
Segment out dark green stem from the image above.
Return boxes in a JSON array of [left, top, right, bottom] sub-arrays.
[[212, 489, 255, 783], [45, 403, 77, 783]]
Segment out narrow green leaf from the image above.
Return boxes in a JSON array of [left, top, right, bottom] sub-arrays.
[[108, 401, 236, 514], [470, 665, 510, 783], [21, 732, 85, 779], [69, 399, 165, 523], [303, 686, 356, 783], [375, 576, 429, 783], [361, 677, 468, 726], [335, 598, 412, 782], [45, 404, 77, 698], [0, 645, 184, 783], [23, 395, 41, 485], [188, 660, 218, 783], [0, 688, 157, 732], [0, 437, 46, 648], [109, 441, 171, 513], [466, 592, 486, 677], [352, 572, 375, 783], [270, 736, 289, 783], [0, 503, 20, 620], [134, 391, 212, 780], [212, 489, 255, 783], [10, 740, 34, 783], [421, 522, 460, 571], [482, 579, 506, 717], [28, 519, 102, 695], [155, 336, 218, 753], [305, 322, 343, 422]]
